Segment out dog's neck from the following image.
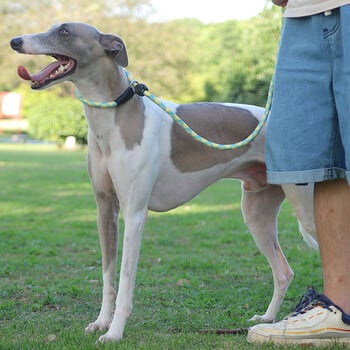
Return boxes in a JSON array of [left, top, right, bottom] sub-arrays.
[[73, 61, 129, 104], [73, 62, 145, 152]]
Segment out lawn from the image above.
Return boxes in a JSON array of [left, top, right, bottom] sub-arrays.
[[0, 144, 336, 349]]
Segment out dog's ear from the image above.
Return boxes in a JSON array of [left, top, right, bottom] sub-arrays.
[[99, 34, 128, 67]]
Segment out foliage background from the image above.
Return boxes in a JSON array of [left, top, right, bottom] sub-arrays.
[[1, 0, 282, 142]]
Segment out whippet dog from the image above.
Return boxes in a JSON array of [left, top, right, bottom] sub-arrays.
[[10, 22, 317, 343]]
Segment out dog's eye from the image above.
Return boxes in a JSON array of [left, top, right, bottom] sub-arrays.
[[59, 27, 69, 38]]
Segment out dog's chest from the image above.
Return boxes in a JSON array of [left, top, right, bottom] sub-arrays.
[[85, 121, 118, 159], [85, 101, 146, 154]]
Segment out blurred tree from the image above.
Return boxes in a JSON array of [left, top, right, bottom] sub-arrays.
[[16, 85, 86, 144], [194, 20, 244, 102], [221, 5, 283, 106]]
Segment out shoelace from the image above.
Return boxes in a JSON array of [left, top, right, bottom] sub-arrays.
[[287, 287, 333, 318], [293, 287, 318, 313]]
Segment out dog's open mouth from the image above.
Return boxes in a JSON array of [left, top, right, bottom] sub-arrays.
[[17, 54, 76, 89]]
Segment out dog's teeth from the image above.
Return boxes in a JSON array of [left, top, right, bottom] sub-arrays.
[[48, 65, 67, 80]]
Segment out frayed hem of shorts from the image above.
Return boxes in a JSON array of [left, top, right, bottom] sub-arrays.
[[266, 168, 350, 185]]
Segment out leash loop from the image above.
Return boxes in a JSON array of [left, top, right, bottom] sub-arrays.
[[132, 72, 273, 150]]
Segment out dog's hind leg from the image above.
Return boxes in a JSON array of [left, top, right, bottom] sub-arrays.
[[85, 150, 120, 333], [241, 184, 294, 323]]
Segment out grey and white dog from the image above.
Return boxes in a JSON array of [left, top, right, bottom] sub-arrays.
[[10, 22, 317, 343]]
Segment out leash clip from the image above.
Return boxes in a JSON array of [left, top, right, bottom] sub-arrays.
[[132, 81, 149, 96]]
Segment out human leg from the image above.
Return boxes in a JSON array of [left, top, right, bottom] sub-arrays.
[[314, 179, 350, 315], [318, 4, 350, 316], [247, 7, 350, 346]]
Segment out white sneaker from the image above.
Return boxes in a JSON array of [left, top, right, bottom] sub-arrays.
[[247, 289, 350, 347]]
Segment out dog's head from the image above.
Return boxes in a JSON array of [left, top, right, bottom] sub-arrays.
[[10, 22, 128, 90]]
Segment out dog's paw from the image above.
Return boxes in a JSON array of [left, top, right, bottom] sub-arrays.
[[96, 332, 122, 344], [85, 320, 110, 333], [249, 314, 274, 323]]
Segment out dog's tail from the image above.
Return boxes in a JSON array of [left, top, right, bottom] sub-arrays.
[[298, 221, 319, 250]]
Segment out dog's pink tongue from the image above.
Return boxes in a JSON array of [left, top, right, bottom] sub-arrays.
[[17, 61, 64, 82], [17, 66, 31, 81]]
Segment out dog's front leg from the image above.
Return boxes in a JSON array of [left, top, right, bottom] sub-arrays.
[[98, 207, 148, 343], [85, 190, 120, 333], [86, 193, 119, 332], [85, 147, 120, 334]]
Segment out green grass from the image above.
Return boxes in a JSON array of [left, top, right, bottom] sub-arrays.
[[0, 144, 338, 349]]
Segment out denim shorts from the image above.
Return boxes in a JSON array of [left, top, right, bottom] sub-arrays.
[[266, 5, 350, 185]]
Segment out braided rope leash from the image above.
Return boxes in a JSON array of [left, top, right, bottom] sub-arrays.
[[137, 78, 273, 150], [76, 91, 120, 108], [76, 70, 273, 150]]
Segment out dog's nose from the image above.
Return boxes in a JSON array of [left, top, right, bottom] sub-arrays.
[[10, 37, 23, 51]]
